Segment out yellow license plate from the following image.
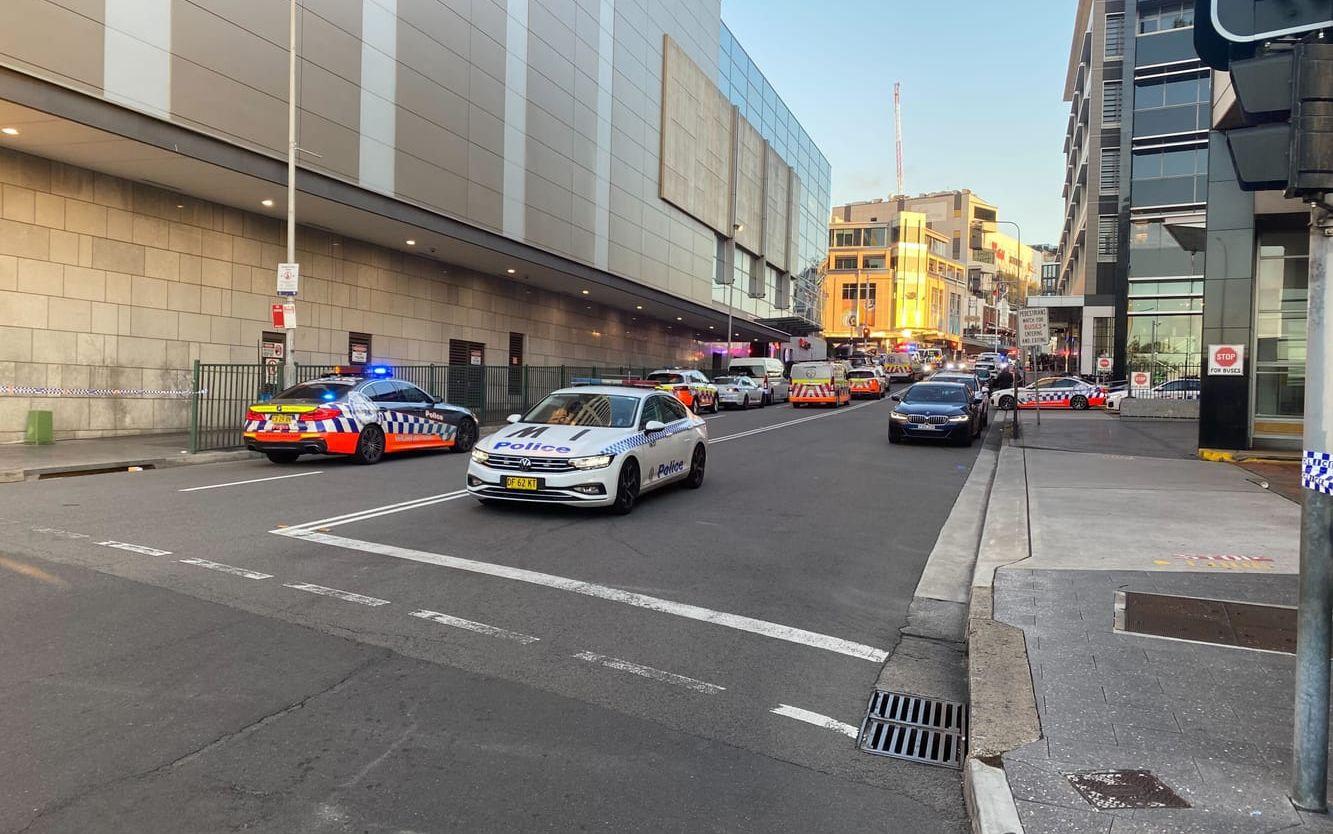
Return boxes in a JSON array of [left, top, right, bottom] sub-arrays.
[[269, 414, 293, 425], [504, 476, 540, 491]]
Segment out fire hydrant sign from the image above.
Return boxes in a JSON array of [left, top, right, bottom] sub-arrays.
[[271, 302, 296, 330], [1208, 344, 1244, 375], [276, 263, 300, 296]]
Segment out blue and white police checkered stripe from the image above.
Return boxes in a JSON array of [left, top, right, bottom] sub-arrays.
[[248, 417, 360, 433], [1020, 388, 1092, 404], [1304, 451, 1333, 496], [380, 410, 457, 438], [597, 418, 700, 456]]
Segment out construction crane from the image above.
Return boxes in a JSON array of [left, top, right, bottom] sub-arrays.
[[893, 82, 904, 196]]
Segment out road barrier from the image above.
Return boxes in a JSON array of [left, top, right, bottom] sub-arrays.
[[188, 362, 661, 452]]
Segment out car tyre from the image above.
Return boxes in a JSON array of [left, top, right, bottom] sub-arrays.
[[999, 394, 1016, 410], [266, 450, 300, 464], [710, 396, 720, 414], [954, 430, 974, 447], [684, 444, 706, 489], [610, 458, 640, 515], [353, 424, 386, 465], [761, 392, 771, 407], [888, 428, 902, 444], [742, 395, 751, 409], [1071, 395, 1089, 410], [453, 418, 478, 453]]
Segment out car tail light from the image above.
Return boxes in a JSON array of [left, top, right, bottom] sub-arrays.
[[245, 409, 264, 422], [301, 406, 342, 421]]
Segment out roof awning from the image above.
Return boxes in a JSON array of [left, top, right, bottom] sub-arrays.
[[754, 315, 822, 336]]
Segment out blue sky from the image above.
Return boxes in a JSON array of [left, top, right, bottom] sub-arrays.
[[721, 0, 1074, 245]]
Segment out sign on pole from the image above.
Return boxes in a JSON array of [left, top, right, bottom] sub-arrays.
[[1208, 343, 1245, 375], [276, 263, 300, 296], [1096, 356, 1112, 373], [271, 302, 296, 330], [1017, 307, 1049, 348], [1131, 370, 1152, 392]]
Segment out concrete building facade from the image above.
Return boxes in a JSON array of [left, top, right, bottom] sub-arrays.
[[0, 0, 830, 440]]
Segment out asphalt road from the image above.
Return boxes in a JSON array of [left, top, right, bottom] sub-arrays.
[[0, 388, 984, 833]]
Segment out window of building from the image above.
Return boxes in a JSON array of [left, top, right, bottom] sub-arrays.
[[714, 235, 727, 283], [1105, 13, 1125, 57], [839, 282, 876, 327], [833, 256, 857, 270], [1100, 148, 1121, 193], [1094, 317, 1114, 360], [862, 226, 887, 247], [1097, 215, 1118, 261], [748, 253, 764, 298], [1139, 1, 1194, 34], [1130, 146, 1208, 206], [1255, 230, 1309, 419], [860, 254, 884, 270], [1102, 81, 1122, 124], [831, 228, 861, 247], [1134, 74, 1211, 135], [775, 270, 791, 309]]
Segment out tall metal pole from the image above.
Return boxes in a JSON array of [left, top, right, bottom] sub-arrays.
[[1292, 200, 1333, 812], [283, 0, 297, 385]]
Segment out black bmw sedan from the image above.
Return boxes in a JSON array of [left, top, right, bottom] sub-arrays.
[[887, 382, 982, 446]]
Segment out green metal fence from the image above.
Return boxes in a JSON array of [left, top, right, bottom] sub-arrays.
[[190, 362, 660, 452]]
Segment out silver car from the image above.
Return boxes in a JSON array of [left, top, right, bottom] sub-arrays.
[[712, 375, 764, 409]]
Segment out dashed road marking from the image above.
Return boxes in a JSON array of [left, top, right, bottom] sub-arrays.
[[574, 651, 725, 694], [409, 609, 540, 644], [771, 704, 859, 738], [179, 558, 273, 580], [97, 540, 171, 556], [709, 400, 878, 444], [276, 530, 889, 663], [278, 490, 467, 534], [283, 582, 390, 607], [180, 471, 324, 492]]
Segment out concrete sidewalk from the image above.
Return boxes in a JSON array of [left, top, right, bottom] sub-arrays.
[[968, 413, 1330, 833], [0, 432, 257, 482]]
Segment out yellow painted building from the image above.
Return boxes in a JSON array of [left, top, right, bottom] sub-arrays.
[[823, 210, 968, 350]]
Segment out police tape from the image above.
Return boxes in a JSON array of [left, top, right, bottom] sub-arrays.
[[1304, 450, 1332, 496], [0, 384, 207, 398]]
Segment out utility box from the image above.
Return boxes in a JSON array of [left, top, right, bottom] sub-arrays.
[[24, 410, 53, 445]]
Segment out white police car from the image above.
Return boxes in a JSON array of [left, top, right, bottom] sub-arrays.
[[466, 381, 708, 514]]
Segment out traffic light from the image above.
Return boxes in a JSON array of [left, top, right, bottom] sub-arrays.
[[1224, 41, 1333, 197]]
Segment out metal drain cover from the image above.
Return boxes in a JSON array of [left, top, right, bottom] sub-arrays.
[[857, 690, 968, 769], [1066, 770, 1190, 809]]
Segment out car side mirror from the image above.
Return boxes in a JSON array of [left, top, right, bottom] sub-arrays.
[[506, 413, 521, 424], [889, 394, 901, 402], [644, 420, 667, 432]]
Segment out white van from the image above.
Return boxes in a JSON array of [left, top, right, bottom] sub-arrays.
[[728, 357, 789, 404]]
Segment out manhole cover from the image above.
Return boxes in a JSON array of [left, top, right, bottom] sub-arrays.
[[1066, 769, 1190, 809], [857, 690, 968, 769]]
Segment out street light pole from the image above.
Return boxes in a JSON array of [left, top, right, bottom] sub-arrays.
[[283, 0, 297, 386], [1292, 200, 1333, 812]]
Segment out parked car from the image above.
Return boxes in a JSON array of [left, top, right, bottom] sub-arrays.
[[646, 369, 719, 414], [847, 367, 888, 399], [888, 382, 983, 446], [1106, 378, 1200, 412], [990, 376, 1108, 410], [711, 375, 765, 409], [727, 357, 789, 404]]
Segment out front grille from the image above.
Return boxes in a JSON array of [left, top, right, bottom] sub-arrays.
[[484, 453, 576, 472], [857, 690, 968, 769], [908, 415, 926, 424], [927, 415, 949, 425]]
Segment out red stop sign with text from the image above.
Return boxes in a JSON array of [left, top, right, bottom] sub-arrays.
[[1214, 346, 1238, 367]]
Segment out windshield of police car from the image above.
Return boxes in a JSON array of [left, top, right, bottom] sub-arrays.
[[902, 384, 967, 404], [523, 392, 639, 427]]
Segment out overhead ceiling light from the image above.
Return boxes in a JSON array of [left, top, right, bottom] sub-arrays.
[[708, 325, 714, 329], [580, 289, 589, 295], [0, 128, 18, 136], [261, 199, 274, 207], [405, 239, 416, 245], [635, 305, 643, 310], [506, 268, 516, 274], [175, 204, 184, 209], [675, 316, 683, 321]]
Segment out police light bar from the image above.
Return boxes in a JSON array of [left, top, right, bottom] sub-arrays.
[[570, 377, 658, 388], [330, 364, 393, 378]]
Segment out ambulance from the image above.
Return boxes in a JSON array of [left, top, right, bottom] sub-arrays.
[[882, 352, 917, 383], [789, 361, 851, 407]]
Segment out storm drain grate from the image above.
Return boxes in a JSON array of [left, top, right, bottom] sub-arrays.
[[857, 690, 968, 769], [1066, 770, 1190, 810]]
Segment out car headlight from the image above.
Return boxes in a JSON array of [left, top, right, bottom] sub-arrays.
[[890, 411, 909, 421], [471, 449, 489, 463], [570, 454, 613, 470], [948, 414, 970, 422]]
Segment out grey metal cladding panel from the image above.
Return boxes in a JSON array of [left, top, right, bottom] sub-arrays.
[[396, 107, 469, 178], [170, 53, 286, 154], [301, 10, 362, 87], [397, 0, 470, 61], [0, 0, 105, 92], [527, 62, 576, 129], [469, 101, 503, 156], [528, 137, 574, 190], [468, 141, 503, 193], [469, 64, 505, 121], [395, 148, 468, 217], [527, 101, 574, 159], [187, 0, 285, 41], [528, 0, 578, 66], [395, 31, 470, 134], [468, 24, 505, 87], [298, 108, 358, 180], [300, 62, 360, 130], [470, 0, 508, 45]]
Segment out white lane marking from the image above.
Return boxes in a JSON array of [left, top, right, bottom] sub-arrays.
[[276, 530, 889, 663], [409, 609, 540, 644], [771, 704, 860, 738], [313, 493, 470, 530], [180, 471, 323, 492], [277, 490, 467, 533], [574, 651, 725, 694], [97, 540, 171, 556], [709, 401, 877, 444], [179, 558, 273, 580], [283, 582, 391, 607]]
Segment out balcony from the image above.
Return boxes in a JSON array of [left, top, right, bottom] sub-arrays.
[[1136, 27, 1198, 67]]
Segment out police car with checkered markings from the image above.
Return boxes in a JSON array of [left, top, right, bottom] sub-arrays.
[[990, 376, 1108, 411], [467, 381, 708, 514], [244, 367, 479, 464]]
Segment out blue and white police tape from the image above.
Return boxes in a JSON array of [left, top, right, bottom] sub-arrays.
[[0, 384, 206, 398], [1304, 450, 1333, 496]]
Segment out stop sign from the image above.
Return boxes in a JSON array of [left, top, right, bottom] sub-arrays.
[[1209, 343, 1245, 375], [1214, 346, 1238, 367]]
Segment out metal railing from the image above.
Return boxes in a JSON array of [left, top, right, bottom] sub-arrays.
[[1120, 358, 1202, 398], [189, 362, 661, 451]]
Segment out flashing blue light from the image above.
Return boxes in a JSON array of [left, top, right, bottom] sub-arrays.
[[369, 366, 392, 377], [322, 391, 337, 401]]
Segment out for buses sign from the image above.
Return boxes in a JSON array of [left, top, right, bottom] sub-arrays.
[[1208, 344, 1245, 375]]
